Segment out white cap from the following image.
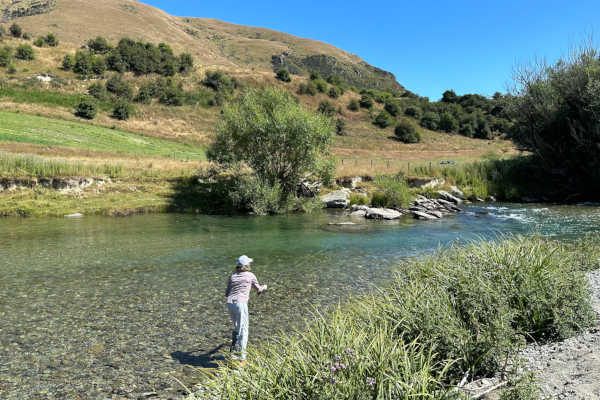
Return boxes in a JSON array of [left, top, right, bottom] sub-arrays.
[[237, 255, 253, 266]]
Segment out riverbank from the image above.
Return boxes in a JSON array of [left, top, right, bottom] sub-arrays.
[[192, 234, 600, 399]]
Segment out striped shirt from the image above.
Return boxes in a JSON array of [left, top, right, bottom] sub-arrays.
[[225, 271, 265, 303]]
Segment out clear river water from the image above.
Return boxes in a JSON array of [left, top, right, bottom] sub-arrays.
[[1, 203, 599, 399]]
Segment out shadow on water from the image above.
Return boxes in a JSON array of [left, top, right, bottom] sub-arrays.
[[171, 344, 227, 369], [167, 177, 240, 215]]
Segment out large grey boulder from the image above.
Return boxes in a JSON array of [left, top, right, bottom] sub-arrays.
[[321, 189, 350, 208], [349, 210, 367, 218], [437, 190, 463, 205], [450, 186, 465, 200], [366, 208, 402, 220]]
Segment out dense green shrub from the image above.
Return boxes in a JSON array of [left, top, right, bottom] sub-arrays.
[[106, 75, 133, 100], [420, 111, 440, 130], [158, 85, 184, 106], [134, 84, 153, 104], [15, 44, 34, 60], [22, 32, 31, 40], [9, 23, 22, 38], [87, 36, 111, 54], [309, 70, 321, 80], [317, 100, 336, 117], [297, 81, 317, 96], [372, 175, 411, 208], [314, 156, 337, 187], [178, 53, 194, 74], [112, 100, 133, 120], [326, 74, 343, 86], [202, 70, 236, 94], [313, 78, 328, 93], [87, 82, 108, 100], [0, 46, 12, 67], [275, 68, 291, 82], [373, 111, 393, 128], [45, 33, 58, 47], [74, 97, 98, 119], [91, 56, 106, 75], [33, 37, 46, 47], [404, 105, 422, 119], [73, 51, 93, 76], [349, 193, 369, 206], [335, 118, 346, 136], [209, 87, 333, 198], [359, 94, 373, 109], [105, 38, 192, 76], [508, 46, 600, 195], [347, 98, 359, 111], [384, 101, 400, 116], [394, 120, 421, 143], [439, 111, 458, 132], [328, 85, 341, 99], [6, 63, 16, 74]]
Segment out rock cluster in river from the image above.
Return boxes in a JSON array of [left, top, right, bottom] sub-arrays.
[[320, 188, 464, 221]]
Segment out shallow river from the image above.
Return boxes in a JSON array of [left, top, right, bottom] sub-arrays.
[[1, 204, 599, 399]]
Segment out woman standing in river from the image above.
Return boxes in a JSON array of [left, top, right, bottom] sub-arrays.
[[225, 255, 267, 363]]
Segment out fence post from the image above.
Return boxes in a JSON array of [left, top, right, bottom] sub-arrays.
[[341, 159, 344, 165], [387, 160, 390, 168]]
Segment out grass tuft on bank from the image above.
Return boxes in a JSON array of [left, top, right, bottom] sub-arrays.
[[0, 151, 123, 178], [198, 235, 598, 399]]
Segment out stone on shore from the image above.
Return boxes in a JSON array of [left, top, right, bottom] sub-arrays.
[[450, 186, 465, 200], [321, 189, 350, 208], [365, 208, 402, 220], [412, 211, 439, 220], [349, 210, 367, 218], [437, 190, 463, 205]]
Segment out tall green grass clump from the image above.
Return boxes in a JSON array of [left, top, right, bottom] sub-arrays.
[[200, 235, 596, 399], [0, 152, 123, 178], [371, 174, 411, 208]]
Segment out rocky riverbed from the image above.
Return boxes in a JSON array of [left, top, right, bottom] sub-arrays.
[[516, 269, 600, 400]]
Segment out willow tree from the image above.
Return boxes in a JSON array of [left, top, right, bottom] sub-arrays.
[[208, 87, 333, 199]]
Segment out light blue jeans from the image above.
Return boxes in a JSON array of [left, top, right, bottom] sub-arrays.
[[227, 302, 249, 360]]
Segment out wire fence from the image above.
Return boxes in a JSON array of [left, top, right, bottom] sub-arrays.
[[336, 158, 458, 176]]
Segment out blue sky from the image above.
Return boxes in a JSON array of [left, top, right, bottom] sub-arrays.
[[142, 0, 599, 100]]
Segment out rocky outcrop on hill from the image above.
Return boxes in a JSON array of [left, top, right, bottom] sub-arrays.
[[0, 177, 107, 192], [0, 0, 55, 21]]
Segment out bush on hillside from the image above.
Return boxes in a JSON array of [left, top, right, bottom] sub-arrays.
[[134, 84, 153, 104], [347, 99, 359, 111], [15, 44, 34, 60], [9, 23, 22, 38], [178, 53, 194, 74], [373, 111, 393, 128], [359, 94, 373, 109], [328, 85, 341, 99], [309, 70, 321, 80], [313, 78, 328, 93], [158, 85, 184, 106], [317, 100, 336, 117], [404, 105, 422, 119], [33, 37, 46, 47], [275, 68, 291, 82], [73, 51, 93, 76], [420, 111, 440, 130], [326, 74, 343, 86], [394, 120, 421, 143], [384, 101, 400, 117], [0, 46, 12, 67], [439, 111, 458, 132], [74, 97, 97, 119], [22, 32, 31, 40], [87, 82, 108, 101], [7, 63, 16, 74], [335, 118, 346, 136], [91, 56, 106, 75], [297, 81, 317, 96], [45, 33, 58, 47], [106, 74, 133, 100], [87, 36, 112, 54], [203, 70, 236, 94], [112, 100, 133, 120]]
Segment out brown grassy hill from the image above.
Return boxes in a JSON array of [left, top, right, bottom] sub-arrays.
[[2, 0, 403, 91]]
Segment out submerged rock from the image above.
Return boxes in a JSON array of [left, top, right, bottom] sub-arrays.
[[64, 213, 84, 218], [412, 211, 439, 220]]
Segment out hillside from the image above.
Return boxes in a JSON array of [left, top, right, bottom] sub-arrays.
[[1, 0, 403, 91]]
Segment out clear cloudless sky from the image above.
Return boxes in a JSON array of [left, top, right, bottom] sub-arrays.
[[141, 0, 600, 100]]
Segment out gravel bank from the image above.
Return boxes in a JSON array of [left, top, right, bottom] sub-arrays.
[[517, 270, 600, 400]]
